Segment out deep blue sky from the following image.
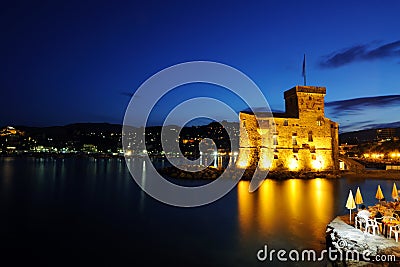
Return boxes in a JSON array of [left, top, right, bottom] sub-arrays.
[[1, 0, 400, 132]]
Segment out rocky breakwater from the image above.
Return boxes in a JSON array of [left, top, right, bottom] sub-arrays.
[[159, 165, 340, 180], [326, 215, 400, 266], [158, 165, 251, 180], [159, 165, 225, 180]]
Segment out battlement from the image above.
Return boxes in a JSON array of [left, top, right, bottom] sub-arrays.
[[284, 86, 326, 99]]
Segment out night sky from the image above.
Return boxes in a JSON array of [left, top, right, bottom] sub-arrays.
[[1, 1, 400, 132]]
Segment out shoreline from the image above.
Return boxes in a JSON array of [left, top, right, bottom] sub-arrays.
[[2, 155, 400, 180], [158, 165, 342, 180], [341, 170, 400, 179], [159, 167, 400, 181]]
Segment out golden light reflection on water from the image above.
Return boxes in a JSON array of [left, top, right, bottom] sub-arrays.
[[237, 181, 254, 235], [237, 178, 336, 249], [257, 179, 277, 233], [1, 159, 13, 190]]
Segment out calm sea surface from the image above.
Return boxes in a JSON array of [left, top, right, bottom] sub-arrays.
[[0, 157, 398, 266]]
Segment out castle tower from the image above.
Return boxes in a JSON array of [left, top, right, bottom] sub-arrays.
[[284, 86, 326, 119]]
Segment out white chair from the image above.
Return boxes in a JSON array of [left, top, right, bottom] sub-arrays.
[[355, 215, 365, 230], [382, 216, 397, 237], [389, 224, 400, 242], [364, 218, 379, 235], [374, 215, 384, 234]]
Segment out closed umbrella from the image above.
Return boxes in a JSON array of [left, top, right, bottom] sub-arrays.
[[346, 190, 356, 223], [376, 185, 384, 201], [355, 186, 363, 210], [392, 183, 398, 201]]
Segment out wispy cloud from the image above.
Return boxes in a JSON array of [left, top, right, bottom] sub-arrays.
[[320, 40, 400, 68], [325, 95, 400, 132], [326, 95, 400, 115], [359, 121, 400, 131]]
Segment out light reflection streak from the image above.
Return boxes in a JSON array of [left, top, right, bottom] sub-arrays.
[[237, 178, 336, 249]]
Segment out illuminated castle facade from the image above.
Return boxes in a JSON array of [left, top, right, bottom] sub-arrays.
[[236, 85, 339, 171]]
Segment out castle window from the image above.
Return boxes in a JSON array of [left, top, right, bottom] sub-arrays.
[[274, 154, 278, 159], [308, 131, 313, 142], [273, 135, 278, 145], [283, 120, 288, 126], [292, 134, 297, 146], [259, 119, 269, 128], [317, 116, 324, 126]]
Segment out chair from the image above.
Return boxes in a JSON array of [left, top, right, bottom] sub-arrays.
[[374, 215, 384, 233], [364, 218, 379, 235], [355, 215, 365, 231], [389, 224, 400, 242], [382, 216, 397, 237]]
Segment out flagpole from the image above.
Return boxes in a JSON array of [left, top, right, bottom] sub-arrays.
[[302, 54, 306, 86]]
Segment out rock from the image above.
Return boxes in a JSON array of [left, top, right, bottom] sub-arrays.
[[326, 216, 400, 266]]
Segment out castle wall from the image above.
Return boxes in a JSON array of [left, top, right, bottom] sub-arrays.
[[237, 85, 339, 171], [236, 112, 261, 169]]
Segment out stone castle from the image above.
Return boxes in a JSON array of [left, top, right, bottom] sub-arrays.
[[236, 85, 339, 171]]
